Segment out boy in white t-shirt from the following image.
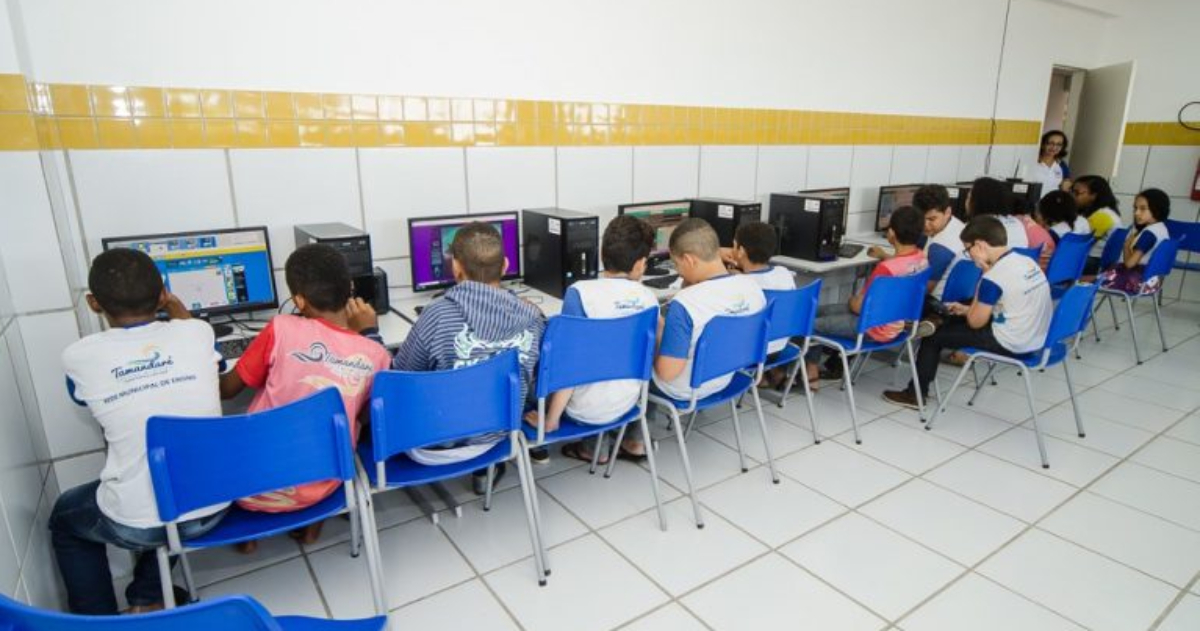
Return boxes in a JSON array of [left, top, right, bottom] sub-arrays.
[[531, 215, 658, 463], [655, 219, 767, 401], [50, 249, 228, 614], [883, 215, 1052, 409]]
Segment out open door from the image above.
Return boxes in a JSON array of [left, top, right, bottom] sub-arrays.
[[1069, 60, 1136, 179]]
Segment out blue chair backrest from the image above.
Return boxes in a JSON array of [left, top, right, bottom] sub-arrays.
[[940, 259, 982, 304], [147, 387, 353, 523], [1045, 282, 1100, 348], [1166, 219, 1200, 254], [856, 269, 932, 334], [1045, 232, 1093, 285], [535, 307, 656, 397], [1143, 238, 1181, 283], [763, 279, 822, 342], [1098, 226, 1129, 271], [369, 350, 520, 463], [690, 305, 772, 388], [1012, 245, 1043, 261], [0, 592, 282, 630]]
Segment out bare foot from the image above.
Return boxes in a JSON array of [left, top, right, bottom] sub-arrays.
[[289, 522, 324, 546], [235, 540, 258, 555]]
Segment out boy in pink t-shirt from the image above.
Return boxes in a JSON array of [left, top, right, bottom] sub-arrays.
[[804, 206, 928, 385], [220, 244, 391, 550]]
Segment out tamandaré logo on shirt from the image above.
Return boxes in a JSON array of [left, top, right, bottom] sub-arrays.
[[110, 345, 175, 381], [290, 342, 375, 373]]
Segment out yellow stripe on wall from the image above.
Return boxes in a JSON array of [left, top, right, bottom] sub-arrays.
[[0, 72, 1110, 151]]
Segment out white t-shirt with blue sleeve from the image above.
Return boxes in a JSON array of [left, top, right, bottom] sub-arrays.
[[997, 215, 1030, 248], [976, 251, 1053, 353], [926, 215, 965, 300], [741, 265, 796, 354], [560, 278, 658, 424], [1132, 222, 1170, 264], [654, 274, 767, 400]]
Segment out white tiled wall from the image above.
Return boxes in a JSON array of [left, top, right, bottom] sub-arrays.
[[806, 145, 853, 190], [848, 145, 893, 215], [926, 146, 962, 184], [698, 146, 757, 200], [890, 146, 929, 185], [555, 146, 633, 229], [465, 147, 556, 213], [70, 150, 237, 262], [754, 146, 808, 204], [230, 149, 363, 269], [1112, 145, 1150, 195], [632, 146, 700, 202], [0, 152, 72, 313], [359, 148, 468, 260], [16, 312, 100, 459], [956, 145, 989, 182]]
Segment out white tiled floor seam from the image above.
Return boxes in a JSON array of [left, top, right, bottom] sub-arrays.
[[188, 297, 1200, 630]]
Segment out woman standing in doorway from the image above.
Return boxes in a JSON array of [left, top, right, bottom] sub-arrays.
[[1033, 130, 1071, 196]]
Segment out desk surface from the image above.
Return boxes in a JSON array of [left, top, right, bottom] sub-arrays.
[[770, 234, 893, 274]]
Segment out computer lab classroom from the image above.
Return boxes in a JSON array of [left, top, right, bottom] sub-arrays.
[[2, 0, 1200, 630]]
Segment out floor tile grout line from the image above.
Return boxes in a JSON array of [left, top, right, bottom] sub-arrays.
[[298, 548, 334, 619], [1147, 571, 1200, 631]]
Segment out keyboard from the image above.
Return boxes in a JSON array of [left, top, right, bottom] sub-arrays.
[[838, 243, 865, 258], [643, 266, 672, 277], [216, 337, 252, 360], [643, 274, 680, 290]]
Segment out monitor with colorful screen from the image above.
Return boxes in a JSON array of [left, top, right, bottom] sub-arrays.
[[407, 212, 522, 292]]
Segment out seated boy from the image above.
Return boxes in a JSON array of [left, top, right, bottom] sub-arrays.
[[883, 215, 1052, 409], [805, 205, 928, 385], [393, 222, 546, 493], [220, 244, 391, 548], [51, 249, 228, 614], [726, 221, 796, 387], [655, 219, 767, 401], [532, 215, 658, 464]]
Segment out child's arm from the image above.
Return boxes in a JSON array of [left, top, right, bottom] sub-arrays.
[[1123, 227, 1156, 268], [219, 370, 246, 399], [220, 320, 275, 399], [654, 303, 690, 382]]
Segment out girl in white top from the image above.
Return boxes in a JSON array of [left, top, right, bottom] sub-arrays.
[[1099, 188, 1172, 294], [1032, 130, 1071, 197], [1072, 175, 1126, 267]]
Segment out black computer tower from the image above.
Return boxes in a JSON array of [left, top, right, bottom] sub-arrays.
[[1006, 179, 1043, 215], [294, 222, 388, 313], [947, 184, 971, 220], [689, 198, 763, 247], [768, 193, 846, 262], [522, 208, 599, 298]]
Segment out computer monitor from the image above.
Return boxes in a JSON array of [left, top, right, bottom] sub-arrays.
[[876, 184, 923, 233], [799, 187, 850, 199], [616, 199, 691, 262], [102, 227, 279, 323], [408, 212, 522, 292]]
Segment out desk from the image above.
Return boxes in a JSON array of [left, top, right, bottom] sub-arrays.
[[388, 283, 564, 323], [771, 238, 893, 302]]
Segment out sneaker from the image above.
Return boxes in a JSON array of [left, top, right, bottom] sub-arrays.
[[471, 462, 507, 496], [882, 388, 922, 410], [529, 447, 550, 465], [915, 320, 937, 339]]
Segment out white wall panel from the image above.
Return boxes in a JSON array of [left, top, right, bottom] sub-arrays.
[[849, 146, 893, 214], [806, 146, 853, 191], [1112, 145, 1149, 195], [16, 312, 101, 459], [632, 146, 699, 202], [465, 147, 556, 213], [755, 146, 808, 203], [1141, 146, 1200, 199], [0, 153, 71, 313], [889, 146, 928, 185], [926, 146, 962, 184], [698, 146, 757, 200], [555, 146, 633, 231], [360, 148, 468, 260]]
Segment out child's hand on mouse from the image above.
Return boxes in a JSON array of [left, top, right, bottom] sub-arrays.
[[867, 246, 888, 260], [346, 297, 378, 332]]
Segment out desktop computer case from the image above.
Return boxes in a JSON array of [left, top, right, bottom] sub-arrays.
[[522, 208, 599, 298], [769, 193, 846, 261]]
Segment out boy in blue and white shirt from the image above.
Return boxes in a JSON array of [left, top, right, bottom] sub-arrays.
[[884, 215, 1052, 409], [534, 215, 658, 463], [393, 222, 546, 489], [725, 221, 795, 355], [655, 219, 767, 401]]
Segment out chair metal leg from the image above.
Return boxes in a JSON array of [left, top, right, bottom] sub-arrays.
[[1073, 332, 1083, 360], [850, 352, 869, 385], [513, 446, 548, 585], [588, 434, 605, 475], [668, 408, 705, 528], [729, 400, 749, 473], [1091, 299, 1103, 342], [798, 357, 821, 444], [927, 357, 975, 431], [1109, 294, 1120, 330], [750, 385, 780, 483], [353, 480, 388, 616], [483, 463, 496, 511], [348, 494, 362, 558], [968, 364, 996, 407], [177, 551, 196, 603], [1062, 359, 1086, 438], [1022, 369, 1050, 468], [156, 547, 175, 609], [778, 358, 802, 410], [1152, 293, 1169, 352], [906, 339, 926, 420], [639, 413, 668, 531], [837, 351, 862, 444], [682, 410, 700, 441], [1126, 297, 1143, 364], [604, 425, 628, 479]]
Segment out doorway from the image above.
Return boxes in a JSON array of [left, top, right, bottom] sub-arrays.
[[1041, 61, 1137, 179]]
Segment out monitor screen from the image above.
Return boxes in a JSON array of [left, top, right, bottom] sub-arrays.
[[876, 184, 922, 233], [102, 227, 278, 318], [799, 187, 850, 199], [408, 212, 522, 292], [616, 200, 691, 258]]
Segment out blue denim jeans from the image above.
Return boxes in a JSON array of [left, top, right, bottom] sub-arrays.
[[49, 480, 226, 614]]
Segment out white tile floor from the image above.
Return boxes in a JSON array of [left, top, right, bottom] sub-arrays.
[[154, 299, 1200, 630]]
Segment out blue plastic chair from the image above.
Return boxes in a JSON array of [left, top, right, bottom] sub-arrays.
[[927, 283, 1100, 468], [759, 280, 822, 443], [939, 258, 982, 305], [526, 308, 665, 527], [1096, 226, 1130, 273], [1094, 239, 1181, 364], [0, 592, 385, 631], [359, 351, 547, 584], [810, 269, 931, 442], [1045, 233, 1094, 300], [146, 388, 385, 613], [1166, 219, 1200, 299], [1012, 244, 1044, 262], [648, 305, 776, 529]]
